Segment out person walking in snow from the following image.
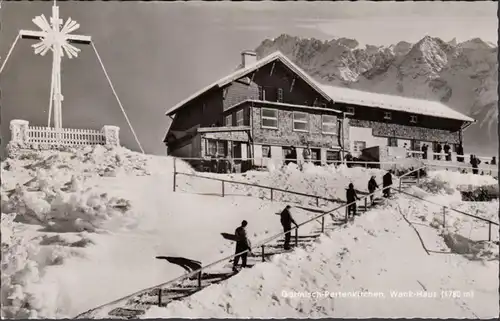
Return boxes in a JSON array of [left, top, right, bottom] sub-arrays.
[[233, 220, 251, 272], [346, 183, 359, 217], [382, 171, 393, 198], [279, 205, 298, 250], [368, 176, 379, 205]]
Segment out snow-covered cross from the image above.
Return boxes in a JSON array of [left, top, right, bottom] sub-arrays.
[[19, 0, 91, 129]]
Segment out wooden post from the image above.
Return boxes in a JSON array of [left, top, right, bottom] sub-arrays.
[[197, 271, 202, 288], [365, 162, 368, 168], [488, 222, 492, 241], [442, 207, 446, 228], [364, 197, 367, 211], [399, 179, 402, 191], [417, 168, 420, 185], [294, 228, 298, 247], [158, 288, 162, 306], [316, 197, 319, 207], [345, 206, 348, 222], [261, 245, 265, 262], [321, 216, 325, 233], [221, 181, 225, 197], [270, 188, 274, 201], [173, 158, 177, 192]]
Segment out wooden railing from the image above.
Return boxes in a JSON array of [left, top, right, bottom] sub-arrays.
[[27, 126, 105, 147]]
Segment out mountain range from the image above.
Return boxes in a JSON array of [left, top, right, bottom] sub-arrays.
[[255, 34, 498, 156]]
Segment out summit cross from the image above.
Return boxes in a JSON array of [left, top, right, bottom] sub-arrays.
[[19, 0, 91, 129]]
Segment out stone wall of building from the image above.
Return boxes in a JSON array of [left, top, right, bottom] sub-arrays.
[[349, 119, 460, 144]]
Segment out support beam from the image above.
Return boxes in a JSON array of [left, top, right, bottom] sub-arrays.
[[250, 70, 257, 84], [270, 62, 275, 76], [290, 78, 295, 92]]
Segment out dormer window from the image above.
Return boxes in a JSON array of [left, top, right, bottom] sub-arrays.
[[384, 111, 392, 120], [410, 115, 418, 124]]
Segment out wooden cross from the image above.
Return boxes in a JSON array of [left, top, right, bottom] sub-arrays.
[[19, 2, 91, 129]]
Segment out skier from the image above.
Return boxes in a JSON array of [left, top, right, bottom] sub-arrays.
[[233, 220, 251, 272], [346, 183, 359, 217], [382, 170, 393, 198], [367, 176, 379, 205], [280, 205, 298, 250]]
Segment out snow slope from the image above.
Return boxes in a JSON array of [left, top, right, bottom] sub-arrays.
[[2, 147, 384, 318], [142, 192, 499, 318]]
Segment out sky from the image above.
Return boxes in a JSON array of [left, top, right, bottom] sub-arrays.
[[0, 1, 497, 155]]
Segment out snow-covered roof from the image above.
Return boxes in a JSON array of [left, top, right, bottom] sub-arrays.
[[165, 51, 474, 123], [317, 84, 475, 122], [165, 51, 334, 116]]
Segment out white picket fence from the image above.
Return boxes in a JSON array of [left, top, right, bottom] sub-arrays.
[[27, 126, 105, 146]]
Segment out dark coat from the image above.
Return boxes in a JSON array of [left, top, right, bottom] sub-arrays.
[[444, 144, 451, 153], [368, 178, 378, 192], [346, 188, 358, 203], [280, 208, 296, 228], [383, 173, 393, 187], [471, 157, 481, 168], [235, 226, 250, 250], [436, 144, 443, 153]]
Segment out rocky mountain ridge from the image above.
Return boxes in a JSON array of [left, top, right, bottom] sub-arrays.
[[255, 34, 498, 155]]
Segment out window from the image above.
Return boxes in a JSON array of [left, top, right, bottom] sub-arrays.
[[388, 137, 398, 147], [410, 115, 418, 123], [277, 88, 283, 102], [207, 140, 217, 156], [293, 112, 308, 132], [261, 108, 278, 129], [384, 112, 392, 120], [319, 103, 327, 108], [326, 150, 341, 162], [353, 141, 366, 153], [236, 110, 244, 126], [346, 107, 355, 115], [321, 115, 337, 134], [262, 145, 271, 158], [206, 140, 226, 157], [258, 86, 266, 101], [225, 114, 232, 127]]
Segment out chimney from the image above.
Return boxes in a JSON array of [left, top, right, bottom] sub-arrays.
[[241, 50, 257, 68]]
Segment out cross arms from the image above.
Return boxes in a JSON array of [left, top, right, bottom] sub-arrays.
[[19, 30, 92, 44]]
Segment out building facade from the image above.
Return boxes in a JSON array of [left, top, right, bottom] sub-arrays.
[[164, 51, 474, 170]]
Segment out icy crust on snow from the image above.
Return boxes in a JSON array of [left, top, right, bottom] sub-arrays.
[[178, 163, 391, 207], [141, 198, 498, 319]]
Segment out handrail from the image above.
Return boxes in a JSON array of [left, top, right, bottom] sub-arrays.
[[398, 166, 426, 190], [424, 161, 499, 173], [176, 171, 345, 204], [396, 189, 499, 225], [75, 182, 391, 318]]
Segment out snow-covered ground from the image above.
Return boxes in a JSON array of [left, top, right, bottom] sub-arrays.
[[1, 147, 498, 319], [142, 193, 499, 318]]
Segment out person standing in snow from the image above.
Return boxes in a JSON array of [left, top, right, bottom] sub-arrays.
[[280, 205, 298, 250], [233, 220, 251, 272], [303, 144, 312, 163], [346, 183, 359, 217], [382, 171, 393, 198], [367, 176, 379, 205], [470, 155, 481, 175], [422, 144, 429, 160], [436, 143, 443, 160], [444, 143, 451, 161], [456, 144, 464, 162]]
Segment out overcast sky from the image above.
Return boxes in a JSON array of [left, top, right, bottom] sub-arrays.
[[1, 1, 497, 155]]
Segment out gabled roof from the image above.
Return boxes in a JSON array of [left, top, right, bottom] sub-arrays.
[[317, 84, 475, 122], [165, 51, 335, 116]]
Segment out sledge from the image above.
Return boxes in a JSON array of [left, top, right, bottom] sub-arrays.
[[221, 232, 238, 242]]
